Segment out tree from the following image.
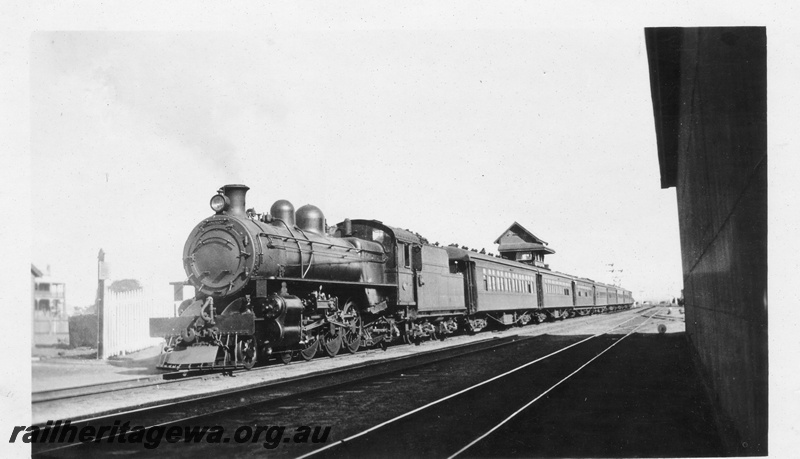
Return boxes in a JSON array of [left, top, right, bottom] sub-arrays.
[[109, 279, 142, 293]]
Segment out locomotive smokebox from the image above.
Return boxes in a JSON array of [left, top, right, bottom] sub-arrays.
[[221, 184, 249, 217], [270, 200, 296, 227]]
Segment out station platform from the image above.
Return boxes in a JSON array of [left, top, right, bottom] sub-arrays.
[[32, 345, 164, 393]]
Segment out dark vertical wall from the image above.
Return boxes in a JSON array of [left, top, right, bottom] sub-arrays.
[[646, 27, 767, 456]]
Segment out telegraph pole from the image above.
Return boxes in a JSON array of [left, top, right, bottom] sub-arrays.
[[606, 263, 624, 287], [96, 249, 106, 359]]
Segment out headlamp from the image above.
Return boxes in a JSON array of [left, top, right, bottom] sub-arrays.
[[210, 193, 229, 213]]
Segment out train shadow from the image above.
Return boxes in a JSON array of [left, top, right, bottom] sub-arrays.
[[501, 330, 724, 458]]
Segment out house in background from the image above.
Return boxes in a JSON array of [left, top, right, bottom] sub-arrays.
[[32, 264, 69, 345]]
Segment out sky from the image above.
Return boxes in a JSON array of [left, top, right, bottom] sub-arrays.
[[27, 28, 684, 309], [16, 2, 797, 313], [4, 0, 800, 455]]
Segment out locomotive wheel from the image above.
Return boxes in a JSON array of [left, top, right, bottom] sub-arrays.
[[344, 331, 361, 354], [323, 333, 342, 358], [237, 338, 257, 370], [279, 352, 292, 365], [300, 339, 320, 361], [342, 300, 362, 354]]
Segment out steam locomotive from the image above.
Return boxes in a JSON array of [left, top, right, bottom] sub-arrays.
[[149, 184, 633, 370]]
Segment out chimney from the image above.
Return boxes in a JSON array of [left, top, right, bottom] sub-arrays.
[[222, 184, 249, 217]]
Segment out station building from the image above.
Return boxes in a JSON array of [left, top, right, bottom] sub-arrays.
[[494, 222, 555, 269], [645, 26, 767, 455]]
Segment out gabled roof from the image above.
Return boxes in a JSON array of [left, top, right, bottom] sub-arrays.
[[493, 221, 548, 246], [497, 242, 555, 254]]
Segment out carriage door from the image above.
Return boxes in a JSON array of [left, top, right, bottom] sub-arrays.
[[463, 262, 477, 314], [397, 242, 416, 305], [571, 281, 578, 306], [411, 244, 425, 308], [536, 274, 544, 308]]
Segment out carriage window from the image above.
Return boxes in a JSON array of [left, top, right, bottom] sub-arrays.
[[403, 244, 411, 268]]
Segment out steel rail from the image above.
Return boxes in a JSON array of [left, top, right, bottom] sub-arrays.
[[31, 333, 526, 456], [448, 309, 660, 458], [296, 310, 645, 459], [32, 372, 189, 404], [34, 306, 633, 404]]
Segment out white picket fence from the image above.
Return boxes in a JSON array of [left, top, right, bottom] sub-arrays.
[[100, 286, 176, 359]]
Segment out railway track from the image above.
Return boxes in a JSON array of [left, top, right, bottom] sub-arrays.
[[445, 311, 658, 458], [32, 332, 532, 457], [31, 308, 655, 457], [300, 310, 658, 458], [32, 371, 193, 404], [34, 307, 636, 407]]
